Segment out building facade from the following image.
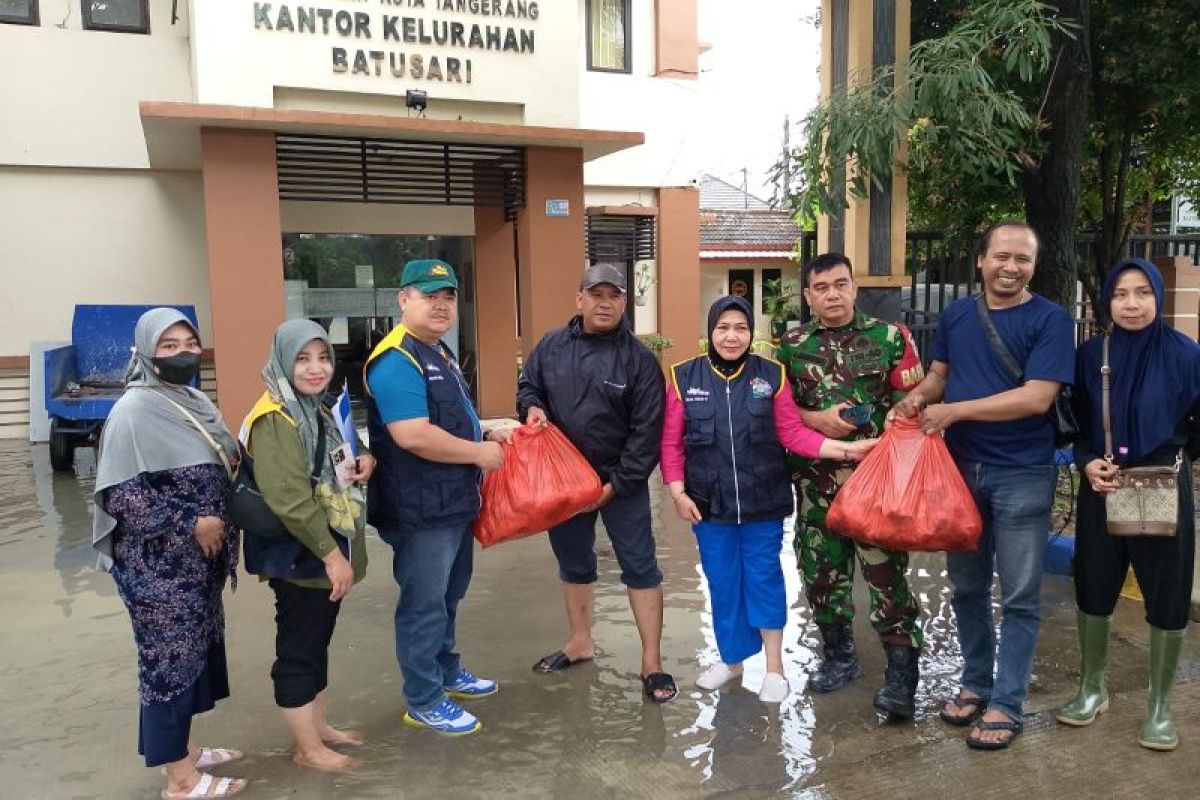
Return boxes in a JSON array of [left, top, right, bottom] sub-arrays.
[[698, 174, 807, 344], [0, 0, 703, 438]]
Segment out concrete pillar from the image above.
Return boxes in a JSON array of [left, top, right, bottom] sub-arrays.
[[1154, 255, 1199, 339], [657, 187, 701, 364], [1153, 256, 1200, 620], [474, 205, 519, 418], [654, 0, 698, 79], [818, 0, 910, 293], [199, 128, 284, 424], [516, 147, 586, 358]]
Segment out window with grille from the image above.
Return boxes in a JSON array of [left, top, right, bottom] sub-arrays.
[[82, 0, 148, 33], [585, 214, 656, 263], [587, 0, 631, 73], [0, 1, 38, 25]]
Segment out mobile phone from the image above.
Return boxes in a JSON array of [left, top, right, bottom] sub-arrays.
[[331, 442, 356, 488], [839, 404, 874, 427]]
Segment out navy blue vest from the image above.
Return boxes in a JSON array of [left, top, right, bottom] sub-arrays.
[[365, 329, 481, 530], [672, 354, 794, 524]]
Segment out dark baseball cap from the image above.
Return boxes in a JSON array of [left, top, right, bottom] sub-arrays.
[[580, 262, 627, 292], [400, 259, 458, 292]]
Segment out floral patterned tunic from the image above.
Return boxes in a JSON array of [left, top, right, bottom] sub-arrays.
[[104, 463, 238, 705]]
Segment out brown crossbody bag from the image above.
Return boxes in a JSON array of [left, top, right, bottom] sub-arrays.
[[1101, 335, 1182, 536]]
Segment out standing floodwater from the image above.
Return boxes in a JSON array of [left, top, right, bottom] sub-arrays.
[[1, 440, 1198, 798]]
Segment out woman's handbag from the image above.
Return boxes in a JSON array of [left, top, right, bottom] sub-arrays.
[[1101, 335, 1182, 536], [229, 413, 326, 539], [163, 395, 326, 539]]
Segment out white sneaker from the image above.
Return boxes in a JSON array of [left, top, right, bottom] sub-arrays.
[[759, 672, 790, 703], [696, 663, 742, 691]]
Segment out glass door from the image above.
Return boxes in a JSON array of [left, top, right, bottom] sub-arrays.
[[281, 233, 478, 404]]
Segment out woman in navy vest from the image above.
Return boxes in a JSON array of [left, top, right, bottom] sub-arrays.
[[662, 295, 877, 702]]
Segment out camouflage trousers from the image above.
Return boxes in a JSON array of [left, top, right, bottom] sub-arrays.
[[794, 474, 923, 649]]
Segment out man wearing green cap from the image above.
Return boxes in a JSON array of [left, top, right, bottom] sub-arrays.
[[364, 259, 508, 736]]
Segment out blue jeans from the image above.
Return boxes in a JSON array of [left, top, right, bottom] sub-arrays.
[[379, 521, 474, 712], [947, 460, 1055, 721], [694, 519, 787, 664]]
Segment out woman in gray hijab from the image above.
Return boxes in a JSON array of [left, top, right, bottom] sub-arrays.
[[240, 319, 373, 772], [93, 308, 246, 799]]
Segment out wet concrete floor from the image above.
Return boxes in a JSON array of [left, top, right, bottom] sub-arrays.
[[2, 439, 1200, 799]]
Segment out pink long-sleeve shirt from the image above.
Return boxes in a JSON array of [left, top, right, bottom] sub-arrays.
[[660, 372, 825, 484]]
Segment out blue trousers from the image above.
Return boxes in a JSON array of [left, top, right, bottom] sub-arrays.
[[948, 460, 1056, 721], [379, 521, 474, 713], [694, 519, 788, 664], [138, 643, 228, 767]]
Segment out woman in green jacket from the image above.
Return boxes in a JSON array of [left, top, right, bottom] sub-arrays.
[[241, 319, 374, 772]]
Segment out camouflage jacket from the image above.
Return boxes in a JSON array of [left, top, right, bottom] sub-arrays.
[[777, 310, 923, 474]]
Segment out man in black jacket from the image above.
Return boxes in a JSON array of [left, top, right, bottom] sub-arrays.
[[517, 262, 675, 702]]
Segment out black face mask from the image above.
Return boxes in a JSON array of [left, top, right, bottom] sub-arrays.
[[151, 352, 201, 385]]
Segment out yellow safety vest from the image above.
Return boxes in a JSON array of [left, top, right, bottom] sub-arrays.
[[238, 392, 295, 454]]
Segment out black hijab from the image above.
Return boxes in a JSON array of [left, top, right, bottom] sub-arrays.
[[707, 295, 755, 376]]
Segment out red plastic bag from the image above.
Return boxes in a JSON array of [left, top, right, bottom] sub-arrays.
[[473, 423, 604, 548], [826, 417, 982, 552]]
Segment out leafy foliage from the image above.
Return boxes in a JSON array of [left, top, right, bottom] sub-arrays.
[[637, 334, 675, 361], [777, 0, 1200, 311], [780, 0, 1071, 235]]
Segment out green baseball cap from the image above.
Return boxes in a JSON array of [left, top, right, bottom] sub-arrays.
[[400, 259, 459, 292]]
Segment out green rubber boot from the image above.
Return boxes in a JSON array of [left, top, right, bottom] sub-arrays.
[[1138, 626, 1186, 751], [1056, 612, 1111, 726]]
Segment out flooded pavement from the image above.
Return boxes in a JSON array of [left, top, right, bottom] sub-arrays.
[[3, 438, 1200, 799]]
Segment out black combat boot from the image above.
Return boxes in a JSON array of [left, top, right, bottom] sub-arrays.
[[809, 622, 865, 694], [873, 644, 920, 719]]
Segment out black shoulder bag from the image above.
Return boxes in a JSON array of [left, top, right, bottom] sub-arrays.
[[974, 294, 1079, 448], [229, 412, 327, 540]]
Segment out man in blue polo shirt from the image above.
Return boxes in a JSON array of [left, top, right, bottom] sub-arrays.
[[893, 221, 1074, 750], [364, 259, 507, 736]]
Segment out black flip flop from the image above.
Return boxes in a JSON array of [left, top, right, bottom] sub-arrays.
[[939, 693, 987, 727], [966, 716, 1023, 751], [642, 672, 678, 704], [532, 650, 591, 674]]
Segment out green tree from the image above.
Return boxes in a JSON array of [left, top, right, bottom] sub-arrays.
[[1082, 0, 1200, 309], [780, 1, 1078, 303], [779, 0, 1200, 312]]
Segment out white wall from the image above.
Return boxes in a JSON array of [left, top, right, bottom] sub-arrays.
[[0, 3, 193, 168], [191, 0, 581, 126], [700, 261, 799, 339], [580, 0, 703, 189], [0, 168, 211, 354]]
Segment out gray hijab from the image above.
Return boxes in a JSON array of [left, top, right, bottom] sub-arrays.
[[92, 308, 237, 566], [260, 319, 336, 467], [257, 320, 364, 542]]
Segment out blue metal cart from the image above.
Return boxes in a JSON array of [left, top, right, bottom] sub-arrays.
[[44, 304, 198, 471]]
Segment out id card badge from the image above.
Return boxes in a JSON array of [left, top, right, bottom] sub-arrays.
[[331, 442, 356, 489]]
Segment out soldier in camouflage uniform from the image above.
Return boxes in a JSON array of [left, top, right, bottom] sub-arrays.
[[776, 253, 926, 719]]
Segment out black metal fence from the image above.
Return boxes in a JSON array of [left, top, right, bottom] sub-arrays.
[[899, 232, 1200, 364], [1078, 234, 1200, 267]]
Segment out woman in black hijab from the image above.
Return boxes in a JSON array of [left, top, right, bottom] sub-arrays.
[[1056, 259, 1200, 751]]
